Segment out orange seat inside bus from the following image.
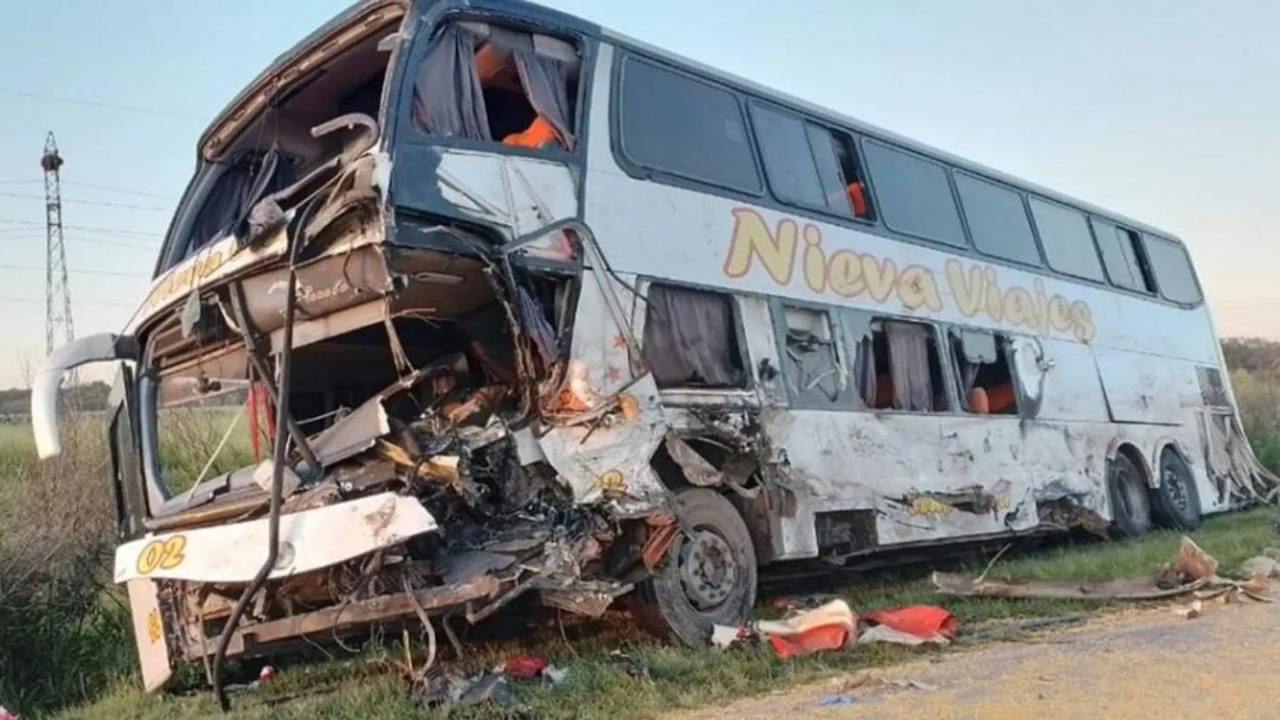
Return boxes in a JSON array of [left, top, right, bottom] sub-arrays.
[[847, 182, 868, 217], [503, 115, 559, 149], [967, 382, 1015, 414]]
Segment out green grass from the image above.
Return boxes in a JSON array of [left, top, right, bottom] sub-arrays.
[[47, 507, 1279, 720]]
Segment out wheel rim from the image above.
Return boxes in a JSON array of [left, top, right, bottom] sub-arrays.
[[1162, 456, 1191, 514], [677, 526, 739, 611]]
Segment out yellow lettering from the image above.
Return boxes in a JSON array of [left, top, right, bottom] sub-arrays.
[[723, 208, 796, 285], [1071, 302, 1096, 342], [897, 265, 943, 311], [946, 260, 984, 316], [1003, 287, 1039, 328], [802, 224, 827, 293], [827, 250, 864, 297], [862, 255, 898, 303]]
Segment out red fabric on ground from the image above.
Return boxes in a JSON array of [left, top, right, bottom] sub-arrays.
[[862, 605, 956, 639], [766, 624, 851, 658]]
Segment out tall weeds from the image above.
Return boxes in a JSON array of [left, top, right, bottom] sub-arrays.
[[0, 420, 133, 715]]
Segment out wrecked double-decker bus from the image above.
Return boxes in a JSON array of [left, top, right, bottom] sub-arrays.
[[31, 0, 1270, 696]]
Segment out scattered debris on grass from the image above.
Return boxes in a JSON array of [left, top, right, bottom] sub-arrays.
[[755, 599, 857, 658]]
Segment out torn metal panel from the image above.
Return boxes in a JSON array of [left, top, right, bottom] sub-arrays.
[[310, 399, 391, 466], [424, 149, 579, 240], [664, 436, 722, 487], [537, 374, 668, 511]]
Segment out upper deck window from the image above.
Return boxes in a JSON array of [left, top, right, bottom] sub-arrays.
[[1029, 197, 1104, 281], [955, 173, 1040, 266], [863, 139, 966, 248], [750, 102, 872, 219], [1143, 235, 1202, 304], [412, 23, 579, 150], [1091, 218, 1156, 293], [618, 57, 761, 194]]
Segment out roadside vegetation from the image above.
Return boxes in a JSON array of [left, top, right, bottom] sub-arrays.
[[1, 338, 1277, 718]]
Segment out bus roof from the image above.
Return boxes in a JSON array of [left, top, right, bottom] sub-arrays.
[[199, 0, 1183, 245]]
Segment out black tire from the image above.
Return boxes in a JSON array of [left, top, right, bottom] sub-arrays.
[[1150, 447, 1202, 531], [1108, 452, 1153, 538], [636, 489, 757, 646]]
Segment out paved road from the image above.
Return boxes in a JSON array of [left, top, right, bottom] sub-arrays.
[[669, 598, 1280, 720]]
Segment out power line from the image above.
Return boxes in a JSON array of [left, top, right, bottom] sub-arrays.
[[64, 180, 177, 201], [0, 191, 171, 212], [0, 262, 147, 278], [0, 178, 177, 200], [0, 217, 161, 239], [0, 295, 137, 308], [0, 86, 203, 121]]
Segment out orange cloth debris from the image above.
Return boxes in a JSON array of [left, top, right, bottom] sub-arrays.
[[862, 605, 956, 640]]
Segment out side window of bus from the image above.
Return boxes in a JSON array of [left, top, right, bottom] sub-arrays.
[[778, 305, 846, 407], [862, 139, 967, 248], [950, 328, 1018, 415], [411, 22, 580, 151], [1028, 197, 1105, 281], [642, 284, 746, 388], [749, 102, 872, 219], [852, 317, 948, 413], [1092, 218, 1156, 293], [954, 172, 1041, 266], [618, 56, 761, 194], [1142, 234, 1203, 304]]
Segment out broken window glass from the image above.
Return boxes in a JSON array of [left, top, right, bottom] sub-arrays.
[[412, 23, 578, 148], [643, 284, 745, 388], [951, 328, 1018, 415], [780, 306, 844, 406]]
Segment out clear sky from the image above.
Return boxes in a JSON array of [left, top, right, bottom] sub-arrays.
[[0, 0, 1276, 389]]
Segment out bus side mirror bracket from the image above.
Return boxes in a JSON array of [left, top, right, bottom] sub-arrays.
[[31, 333, 139, 460]]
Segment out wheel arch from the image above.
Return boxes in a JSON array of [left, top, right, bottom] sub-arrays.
[[1107, 438, 1153, 487]]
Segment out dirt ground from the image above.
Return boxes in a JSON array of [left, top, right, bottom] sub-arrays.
[[669, 598, 1280, 720]]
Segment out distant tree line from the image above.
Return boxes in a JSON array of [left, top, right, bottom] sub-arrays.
[[1222, 337, 1280, 377]]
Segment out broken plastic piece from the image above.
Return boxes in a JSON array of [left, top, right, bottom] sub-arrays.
[[710, 624, 746, 650], [857, 624, 950, 647], [754, 599, 856, 658]]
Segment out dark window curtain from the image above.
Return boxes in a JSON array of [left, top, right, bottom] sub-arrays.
[[643, 285, 743, 388], [852, 336, 877, 407], [886, 321, 934, 411], [513, 49, 575, 149], [412, 24, 491, 141]]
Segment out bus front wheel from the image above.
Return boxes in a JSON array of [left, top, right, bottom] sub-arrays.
[[636, 488, 757, 647], [1150, 448, 1202, 531], [1107, 452, 1153, 538]]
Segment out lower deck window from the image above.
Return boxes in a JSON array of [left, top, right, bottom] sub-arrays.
[[643, 284, 745, 388], [780, 306, 844, 405], [858, 319, 948, 412], [952, 329, 1018, 415]]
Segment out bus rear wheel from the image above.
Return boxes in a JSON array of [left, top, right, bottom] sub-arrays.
[[1150, 448, 1202, 531], [636, 489, 757, 647], [1108, 452, 1153, 538]]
